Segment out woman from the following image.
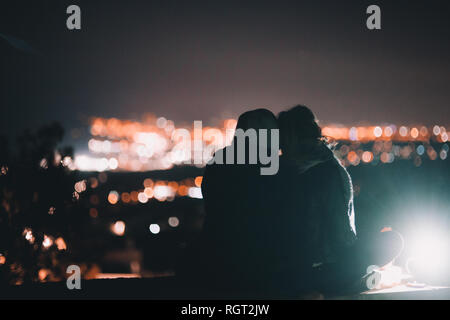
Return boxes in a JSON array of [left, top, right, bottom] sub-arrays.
[[178, 109, 281, 297]]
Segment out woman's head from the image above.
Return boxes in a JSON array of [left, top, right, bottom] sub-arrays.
[[229, 109, 279, 173], [236, 108, 278, 132], [278, 105, 323, 155], [235, 108, 278, 151]]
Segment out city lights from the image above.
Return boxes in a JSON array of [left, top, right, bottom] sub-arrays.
[[23, 228, 35, 244], [1, 115, 447, 291], [188, 187, 203, 199], [108, 191, 119, 205], [42, 235, 53, 249], [168, 217, 180, 228], [149, 224, 161, 234], [71, 116, 449, 172], [74, 180, 87, 193], [137, 192, 148, 204], [55, 237, 67, 251], [111, 221, 126, 236], [38, 269, 48, 281]]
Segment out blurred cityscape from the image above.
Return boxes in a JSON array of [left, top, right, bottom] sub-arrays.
[[74, 115, 449, 172], [0, 114, 449, 286]]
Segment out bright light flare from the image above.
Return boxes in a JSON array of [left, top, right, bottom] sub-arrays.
[[408, 230, 449, 276]]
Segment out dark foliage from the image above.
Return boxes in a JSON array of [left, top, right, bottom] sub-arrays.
[[0, 122, 79, 285]]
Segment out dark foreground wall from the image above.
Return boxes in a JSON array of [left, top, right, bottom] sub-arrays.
[[1, 277, 449, 300]]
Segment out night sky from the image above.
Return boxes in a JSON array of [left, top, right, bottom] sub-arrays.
[[1, 0, 450, 149]]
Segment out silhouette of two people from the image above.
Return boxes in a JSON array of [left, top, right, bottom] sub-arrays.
[[180, 105, 401, 298]]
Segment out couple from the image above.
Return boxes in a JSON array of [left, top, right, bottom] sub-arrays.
[[179, 105, 400, 298]]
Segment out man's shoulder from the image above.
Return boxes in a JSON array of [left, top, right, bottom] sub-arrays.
[[279, 155, 339, 174]]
